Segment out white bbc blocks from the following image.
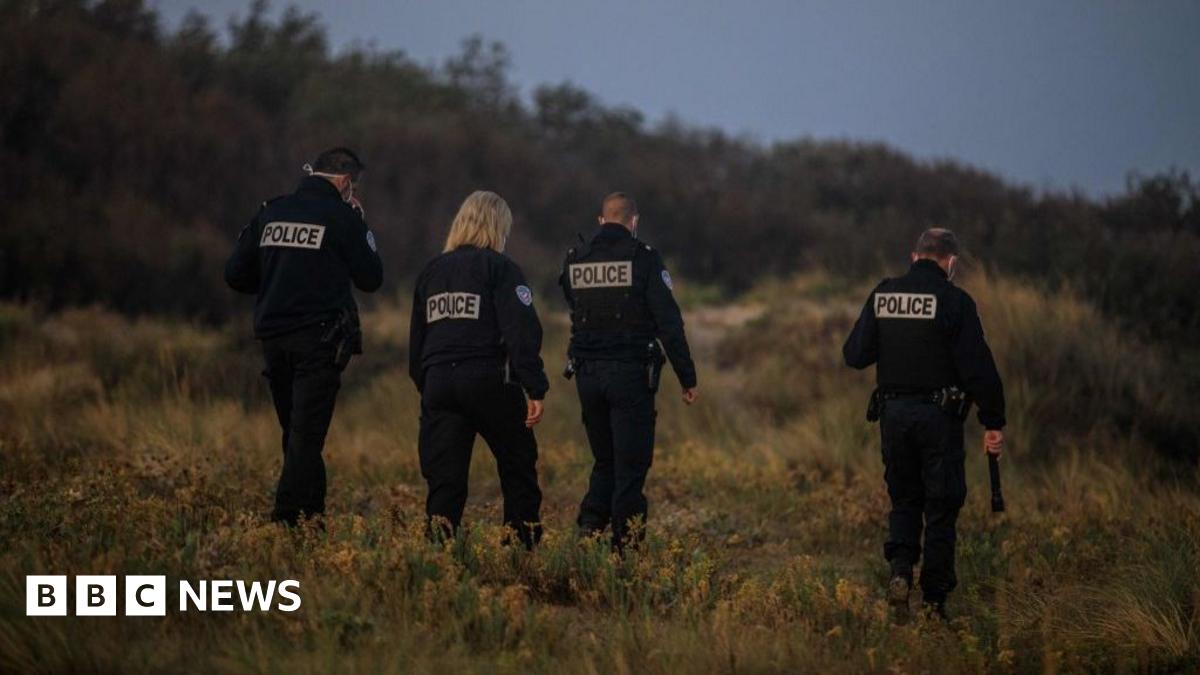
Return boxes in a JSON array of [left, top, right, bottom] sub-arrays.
[[26, 575, 167, 616], [75, 575, 117, 616], [124, 575, 167, 616], [25, 575, 67, 616]]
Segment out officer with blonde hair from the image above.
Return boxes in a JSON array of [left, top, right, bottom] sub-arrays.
[[409, 190, 549, 548]]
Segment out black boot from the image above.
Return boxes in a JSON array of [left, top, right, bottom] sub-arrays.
[[921, 598, 948, 621], [888, 575, 911, 609]]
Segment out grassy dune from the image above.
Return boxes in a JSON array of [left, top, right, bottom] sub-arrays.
[[0, 273, 1197, 673]]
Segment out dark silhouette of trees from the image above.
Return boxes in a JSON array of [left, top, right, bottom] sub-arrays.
[[1, 0, 1197, 346]]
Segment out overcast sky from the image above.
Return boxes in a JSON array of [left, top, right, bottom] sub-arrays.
[[154, 0, 1200, 197]]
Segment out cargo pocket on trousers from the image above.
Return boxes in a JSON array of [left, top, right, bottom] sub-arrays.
[[928, 454, 967, 508]]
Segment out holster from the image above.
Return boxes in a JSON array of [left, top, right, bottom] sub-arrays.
[[935, 386, 972, 421], [320, 307, 362, 370], [866, 388, 882, 423], [563, 358, 577, 380], [647, 341, 667, 392]]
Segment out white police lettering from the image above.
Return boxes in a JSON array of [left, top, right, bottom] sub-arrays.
[[875, 292, 937, 319], [427, 292, 481, 322], [259, 222, 326, 250], [569, 261, 633, 289]]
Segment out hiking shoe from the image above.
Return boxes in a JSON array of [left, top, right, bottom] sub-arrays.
[[888, 575, 911, 608], [921, 599, 948, 621]]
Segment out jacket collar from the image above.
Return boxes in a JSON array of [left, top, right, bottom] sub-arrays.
[[296, 175, 343, 199], [909, 257, 948, 279], [595, 222, 634, 241]]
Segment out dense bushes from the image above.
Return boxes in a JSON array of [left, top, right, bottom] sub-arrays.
[[718, 270, 1199, 463], [2, 0, 1198, 346]]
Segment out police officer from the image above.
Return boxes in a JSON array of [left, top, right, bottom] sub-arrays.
[[560, 192, 698, 552], [843, 228, 1005, 617], [224, 147, 383, 525], [409, 191, 548, 549]]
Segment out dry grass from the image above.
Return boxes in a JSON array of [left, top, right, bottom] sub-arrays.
[[0, 272, 1197, 673]]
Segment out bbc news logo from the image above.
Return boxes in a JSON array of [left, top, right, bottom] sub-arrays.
[[26, 576, 302, 616]]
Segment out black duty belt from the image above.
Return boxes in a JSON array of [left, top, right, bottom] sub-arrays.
[[879, 390, 940, 403], [427, 356, 505, 370]]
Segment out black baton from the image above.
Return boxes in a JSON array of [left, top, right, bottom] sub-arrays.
[[988, 454, 1005, 513]]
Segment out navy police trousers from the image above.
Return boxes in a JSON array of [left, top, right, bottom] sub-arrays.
[[418, 361, 543, 548], [575, 360, 657, 551], [263, 324, 342, 524], [879, 397, 968, 603]]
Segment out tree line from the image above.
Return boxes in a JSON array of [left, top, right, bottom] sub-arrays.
[[1, 0, 1197, 348]]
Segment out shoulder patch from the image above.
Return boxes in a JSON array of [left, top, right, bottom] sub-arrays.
[[516, 285, 533, 306], [661, 269, 674, 290], [366, 230, 377, 252]]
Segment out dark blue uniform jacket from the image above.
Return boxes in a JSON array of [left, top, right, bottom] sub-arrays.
[[843, 259, 1006, 430], [224, 176, 383, 337], [409, 246, 549, 400]]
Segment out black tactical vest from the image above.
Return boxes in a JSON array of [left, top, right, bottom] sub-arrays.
[[874, 273, 960, 391], [565, 236, 655, 336]]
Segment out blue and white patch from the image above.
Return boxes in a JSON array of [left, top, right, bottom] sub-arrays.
[[661, 269, 674, 290], [515, 285, 533, 306], [366, 230, 377, 252]]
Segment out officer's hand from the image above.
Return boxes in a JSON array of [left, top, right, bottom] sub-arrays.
[[525, 399, 544, 428], [984, 429, 1004, 457], [349, 195, 365, 218], [682, 387, 698, 405]]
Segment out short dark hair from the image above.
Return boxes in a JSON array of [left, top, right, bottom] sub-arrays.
[[312, 147, 365, 180], [914, 228, 960, 258], [601, 192, 638, 224]]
